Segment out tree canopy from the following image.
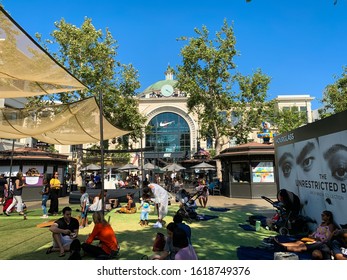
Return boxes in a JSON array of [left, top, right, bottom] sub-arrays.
[[177, 20, 271, 149], [319, 66, 347, 118], [263, 101, 308, 134], [176, 20, 271, 178], [32, 17, 146, 140]]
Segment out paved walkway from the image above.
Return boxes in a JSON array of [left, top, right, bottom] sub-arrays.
[[26, 193, 275, 216]]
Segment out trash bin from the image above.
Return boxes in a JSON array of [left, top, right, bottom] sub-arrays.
[[71, 184, 78, 191], [59, 185, 67, 197]]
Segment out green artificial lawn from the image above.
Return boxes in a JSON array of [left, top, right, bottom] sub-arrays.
[[0, 202, 276, 260]]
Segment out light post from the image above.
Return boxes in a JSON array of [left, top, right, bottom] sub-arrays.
[[140, 128, 144, 188]]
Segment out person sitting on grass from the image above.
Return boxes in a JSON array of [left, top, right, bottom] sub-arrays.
[[46, 206, 80, 257], [150, 222, 179, 260], [173, 213, 192, 244], [275, 210, 337, 259], [88, 191, 102, 212], [117, 192, 137, 214], [81, 211, 119, 259], [173, 227, 198, 260], [331, 229, 347, 260]]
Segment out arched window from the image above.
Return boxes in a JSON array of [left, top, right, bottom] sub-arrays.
[[146, 113, 190, 153]]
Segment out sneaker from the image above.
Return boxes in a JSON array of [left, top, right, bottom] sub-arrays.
[[153, 221, 163, 228], [4, 211, 10, 216], [40, 215, 49, 218], [152, 221, 159, 228], [79, 225, 84, 229]]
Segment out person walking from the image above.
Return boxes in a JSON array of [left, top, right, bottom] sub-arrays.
[[5, 172, 26, 216], [49, 171, 61, 215], [40, 179, 50, 218]]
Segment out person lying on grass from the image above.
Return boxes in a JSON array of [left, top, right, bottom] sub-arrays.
[[46, 206, 80, 257]]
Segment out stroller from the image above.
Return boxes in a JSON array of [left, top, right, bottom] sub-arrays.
[[175, 189, 201, 223], [261, 189, 309, 235]]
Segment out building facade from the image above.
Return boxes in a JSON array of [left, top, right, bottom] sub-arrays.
[[50, 68, 315, 186]]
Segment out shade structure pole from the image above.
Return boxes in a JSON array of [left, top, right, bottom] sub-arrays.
[[140, 128, 144, 188], [8, 139, 15, 189], [99, 91, 105, 215]]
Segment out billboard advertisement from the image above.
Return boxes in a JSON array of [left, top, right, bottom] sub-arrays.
[[274, 110, 347, 229]]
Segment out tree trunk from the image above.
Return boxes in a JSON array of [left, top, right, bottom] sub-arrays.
[[215, 139, 223, 182]]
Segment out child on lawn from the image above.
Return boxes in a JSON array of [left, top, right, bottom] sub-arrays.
[[138, 193, 151, 226]]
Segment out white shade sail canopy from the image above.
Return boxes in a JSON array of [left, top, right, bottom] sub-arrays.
[[0, 97, 130, 144], [0, 7, 86, 98]]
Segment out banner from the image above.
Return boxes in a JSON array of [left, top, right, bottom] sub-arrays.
[[274, 110, 347, 229]]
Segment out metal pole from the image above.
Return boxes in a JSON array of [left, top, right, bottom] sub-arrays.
[[8, 139, 15, 189], [140, 129, 144, 188], [99, 93, 105, 215]]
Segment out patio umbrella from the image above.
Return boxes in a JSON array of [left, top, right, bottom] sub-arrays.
[[165, 163, 186, 172], [118, 163, 139, 171], [143, 162, 158, 170], [81, 164, 101, 171], [191, 162, 216, 170]]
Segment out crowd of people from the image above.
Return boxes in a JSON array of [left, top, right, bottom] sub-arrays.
[[41, 175, 206, 260]]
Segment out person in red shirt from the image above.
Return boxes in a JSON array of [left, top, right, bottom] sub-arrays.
[[81, 211, 119, 258]]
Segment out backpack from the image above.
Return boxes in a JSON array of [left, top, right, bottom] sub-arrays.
[[152, 232, 166, 252]]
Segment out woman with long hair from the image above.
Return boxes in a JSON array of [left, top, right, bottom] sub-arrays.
[[5, 172, 26, 216], [276, 210, 337, 259], [117, 192, 137, 214], [81, 211, 119, 259], [48, 171, 61, 215]]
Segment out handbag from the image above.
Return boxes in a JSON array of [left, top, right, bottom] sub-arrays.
[[152, 232, 165, 252]]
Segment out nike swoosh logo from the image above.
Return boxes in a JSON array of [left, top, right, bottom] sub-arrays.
[[159, 121, 174, 127]]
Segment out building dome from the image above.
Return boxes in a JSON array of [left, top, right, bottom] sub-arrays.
[[138, 66, 185, 98], [142, 79, 178, 94]]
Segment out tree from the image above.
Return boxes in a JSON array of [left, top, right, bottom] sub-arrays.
[[31, 18, 146, 184], [319, 66, 347, 118], [176, 20, 270, 178], [231, 69, 271, 144], [263, 101, 308, 134], [33, 18, 145, 133]]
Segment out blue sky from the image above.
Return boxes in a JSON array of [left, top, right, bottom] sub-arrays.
[[2, 0, 347, 109]]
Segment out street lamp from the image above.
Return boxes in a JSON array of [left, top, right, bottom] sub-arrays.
[[140, 128, 144, 188]]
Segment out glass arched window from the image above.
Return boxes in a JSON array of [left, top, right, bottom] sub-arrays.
[[146, 113, 190, 153]]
